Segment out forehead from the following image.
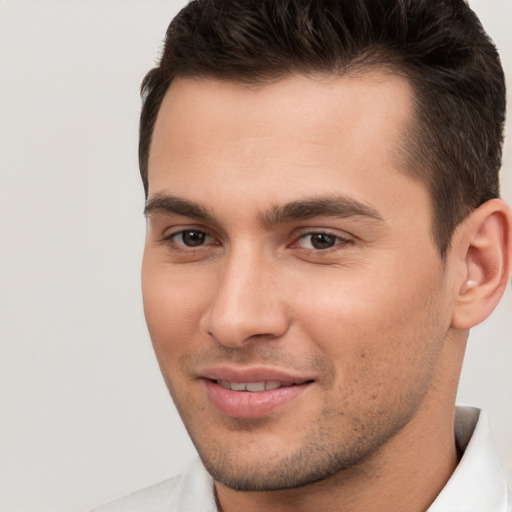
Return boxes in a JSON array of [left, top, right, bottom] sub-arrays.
[[150, 71, 413, 158], [147, 72, 423, 218]]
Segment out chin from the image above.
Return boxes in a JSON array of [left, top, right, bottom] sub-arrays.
[[192, 427, 390, 493]]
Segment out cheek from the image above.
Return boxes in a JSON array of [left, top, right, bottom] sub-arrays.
[[290, 261, 447, 379], [141, 259, 211, 360]]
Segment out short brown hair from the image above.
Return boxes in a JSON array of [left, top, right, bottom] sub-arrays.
[[139, 0, 506, 256]]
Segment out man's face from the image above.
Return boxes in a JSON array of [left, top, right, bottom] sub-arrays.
[[142, 73, 454, 490]]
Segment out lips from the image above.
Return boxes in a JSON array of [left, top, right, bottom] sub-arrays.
[[200, 367, 314, 418], [216, 380, 307, 391]]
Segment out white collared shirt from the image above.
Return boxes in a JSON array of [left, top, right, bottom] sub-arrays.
[[91, 407, 510, 512], [429, 407, 509, 511]]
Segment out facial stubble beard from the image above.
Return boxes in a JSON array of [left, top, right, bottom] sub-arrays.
[[168, 359, 439, 494], [163, 278, 449, 493], [195, 399, 427, 493]]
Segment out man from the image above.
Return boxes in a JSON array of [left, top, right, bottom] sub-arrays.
[[93, 0, 511, 510]]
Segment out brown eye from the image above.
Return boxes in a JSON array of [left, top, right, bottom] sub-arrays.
[[296, 232, 342, 250], [174, 230, 209, 247], [308, 233, 338, 249]]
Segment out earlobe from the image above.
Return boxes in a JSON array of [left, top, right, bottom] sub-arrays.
[[451, 199, 512, 330]]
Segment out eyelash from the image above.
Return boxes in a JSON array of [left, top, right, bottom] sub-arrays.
[[162, 228, 354, 253], [291, 231, 354, 251], [162, 229, 217, 251]]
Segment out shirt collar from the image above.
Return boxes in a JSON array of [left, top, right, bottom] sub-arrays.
[[428, 406, 509, 512]]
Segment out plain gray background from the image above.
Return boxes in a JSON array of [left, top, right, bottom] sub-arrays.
[[0, 1, 510, 511]]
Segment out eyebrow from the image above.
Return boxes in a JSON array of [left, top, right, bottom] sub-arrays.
[[144, 193, 383, 225], [261, 195, 384, 225], [144, 194, 215, 221]]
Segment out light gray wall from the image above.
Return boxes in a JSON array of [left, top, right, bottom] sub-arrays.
[[0, 1, 510, 511]]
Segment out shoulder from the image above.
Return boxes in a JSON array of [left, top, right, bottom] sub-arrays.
[[90, 476, 181, 512], [90, 458, 216, 512]]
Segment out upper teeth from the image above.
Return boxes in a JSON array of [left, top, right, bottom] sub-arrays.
[[217, 380, 288, 392]]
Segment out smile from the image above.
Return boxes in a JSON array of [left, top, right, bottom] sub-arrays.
[[204, 378, 314, 418], [216, 380, 306, 392]]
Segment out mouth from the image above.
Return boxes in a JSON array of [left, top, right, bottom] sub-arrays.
[[201, 374, 315, 418], [214, 379, 312, 392]]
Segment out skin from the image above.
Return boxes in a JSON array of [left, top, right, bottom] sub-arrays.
[[142, 72, 477, 511]]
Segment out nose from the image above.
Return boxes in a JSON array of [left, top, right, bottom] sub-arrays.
[[200, 247, 289, 348]]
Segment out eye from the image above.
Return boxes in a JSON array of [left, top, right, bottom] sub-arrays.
[[294, 232, 352, 250], [170, 229, 215, 247]]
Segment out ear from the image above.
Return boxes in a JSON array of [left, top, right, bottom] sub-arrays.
[[451, 198, 512, 330]]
